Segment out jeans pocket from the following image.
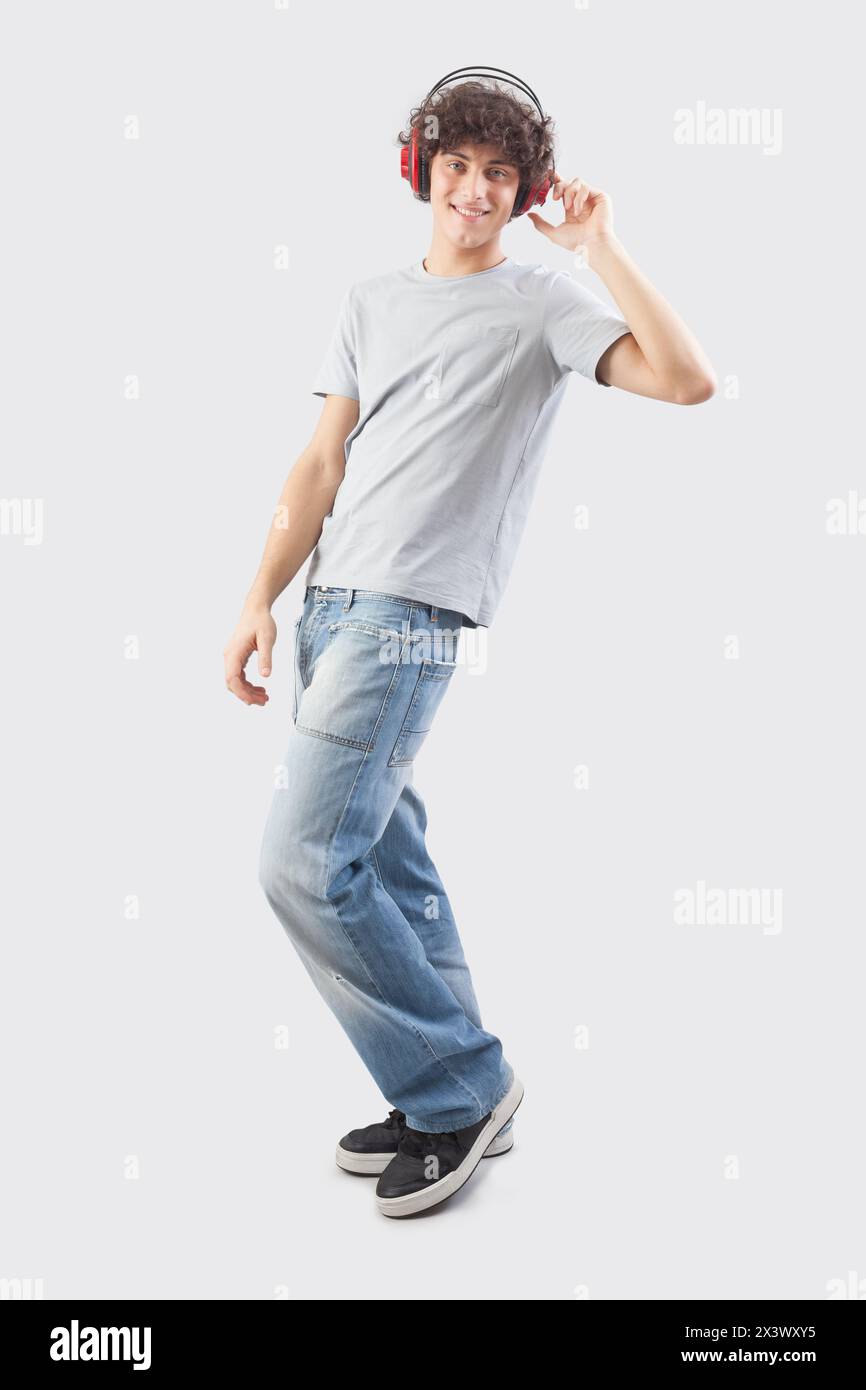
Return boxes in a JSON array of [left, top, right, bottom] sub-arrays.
[[436, 324, 519, 408], [387, 657, 457, 766], [295, 619, 403, 749]]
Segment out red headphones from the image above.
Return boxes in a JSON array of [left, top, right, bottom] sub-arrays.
[[400, 66, 552, 220]]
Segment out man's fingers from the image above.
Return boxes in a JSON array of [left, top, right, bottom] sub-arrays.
[[226, 670, 268, 705], [257, 629, 273, 678], [224, 640, 269, 705], [224, 603, 275, 702], [527, 211, 556, 237], [565, 180, 588, 217]]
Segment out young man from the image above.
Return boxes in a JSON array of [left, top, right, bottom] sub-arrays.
[[223, 72, 715, 1219]]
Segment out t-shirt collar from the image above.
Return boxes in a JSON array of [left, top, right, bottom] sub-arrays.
[[414, 255, 513, 282]]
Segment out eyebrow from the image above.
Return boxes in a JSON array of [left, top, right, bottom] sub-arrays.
[[442, 149, 518, 168]]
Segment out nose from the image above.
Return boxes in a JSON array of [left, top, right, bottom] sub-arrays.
[[457, 172, 487, 201], [462, 183, 485, 201]]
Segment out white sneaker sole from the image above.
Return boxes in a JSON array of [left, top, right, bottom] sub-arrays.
[[375, 1075, 524, 1218], [336, 1123, 514, 1175]]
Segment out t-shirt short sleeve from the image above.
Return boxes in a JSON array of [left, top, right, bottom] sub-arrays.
[[543, 270, 631, 387], [312, 288, 359, 400]]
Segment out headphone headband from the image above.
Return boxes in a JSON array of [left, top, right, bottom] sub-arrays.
[[420, 66, 545, 122]]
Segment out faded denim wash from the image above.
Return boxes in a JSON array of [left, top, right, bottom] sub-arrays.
[[258, 584, 514, 1134]]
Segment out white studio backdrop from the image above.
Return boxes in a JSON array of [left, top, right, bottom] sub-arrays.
[[1, 0, 864, 1300]]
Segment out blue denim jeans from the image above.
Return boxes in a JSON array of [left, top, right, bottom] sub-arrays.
[[258, 585, 514, 1133]]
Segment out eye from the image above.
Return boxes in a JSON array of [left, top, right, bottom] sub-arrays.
[[444, 160, 510, 179]]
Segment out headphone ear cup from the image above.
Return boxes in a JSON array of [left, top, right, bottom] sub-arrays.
[[512, 182, 530, 218], [419, 129, 430, 198], [411, 127, 421, 194], [403, 126, 429, 199], [514, 177, 551, 218]]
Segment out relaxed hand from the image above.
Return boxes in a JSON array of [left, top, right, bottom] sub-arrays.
[[224, 604, 276, 706]]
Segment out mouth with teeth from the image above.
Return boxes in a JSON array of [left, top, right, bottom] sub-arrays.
[[450, 204, 489, 220]]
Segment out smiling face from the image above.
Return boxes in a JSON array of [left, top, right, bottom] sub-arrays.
[[429, 142, 521, 248]]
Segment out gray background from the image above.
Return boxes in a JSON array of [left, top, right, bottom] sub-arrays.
[[2, 0, 863, 1301]]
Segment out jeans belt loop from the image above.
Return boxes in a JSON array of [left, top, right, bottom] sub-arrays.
[[343, 587, 354, 612], [430, 603, 438, 623]]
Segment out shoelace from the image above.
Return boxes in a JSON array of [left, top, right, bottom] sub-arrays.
[[384, 1108, 406, 1130], [399, 1126, 459, 1157]]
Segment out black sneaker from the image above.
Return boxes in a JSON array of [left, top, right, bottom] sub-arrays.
[[336, 1105, 514, 1175], [375, 1075, 524, 1217]]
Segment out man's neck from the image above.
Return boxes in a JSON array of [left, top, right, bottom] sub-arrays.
[[422, 235, 507, 278]]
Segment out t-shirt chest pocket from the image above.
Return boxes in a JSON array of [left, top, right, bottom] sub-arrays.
[[434, 324, 519, 408]]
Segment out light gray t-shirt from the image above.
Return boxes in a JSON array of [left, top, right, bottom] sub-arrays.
[[304, 255, 630, 627]]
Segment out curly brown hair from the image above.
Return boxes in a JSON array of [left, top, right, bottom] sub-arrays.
[[397, 79, 556, 217]]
